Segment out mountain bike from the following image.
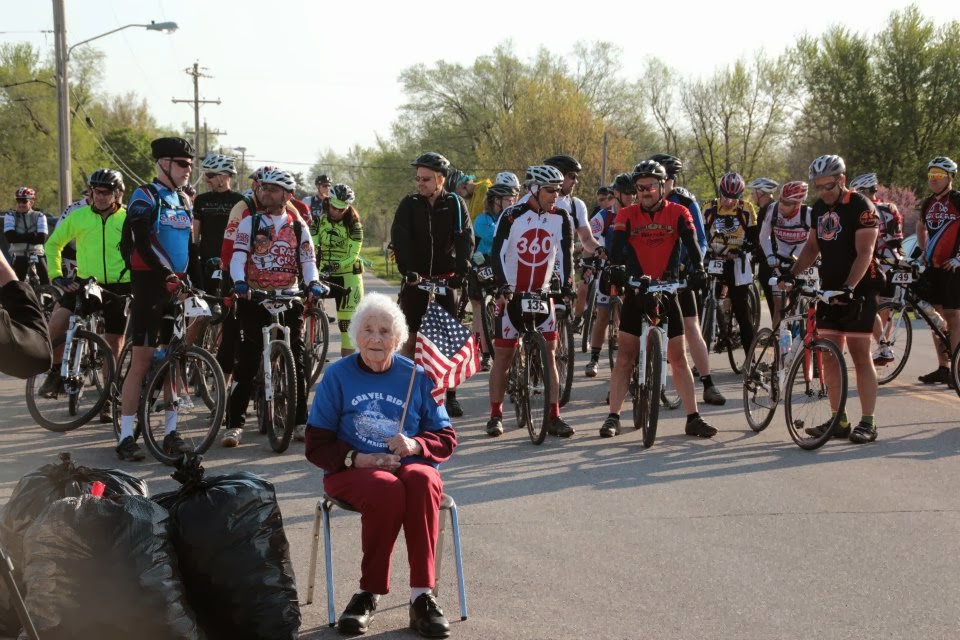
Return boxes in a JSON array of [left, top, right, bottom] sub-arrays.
[[700, 248, 759, 374], [579, 256, 605, 353], [551, 281, 575, 406]]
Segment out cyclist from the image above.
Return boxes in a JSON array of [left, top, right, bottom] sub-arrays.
[[4, 187, 49, 285], [116, 136, 197, 462], [600, 160, 713, 438], [485, 164, 575, 438], [55, 189, 91, 278], [194, 154, 244, 293], [315, 183, 365, 359], [783, 154, 883, 443], [305, 173, 333, 228], [470, 180, 519, 371], [39, 169, 131, 419], [446, 168, 477, 203], [227, 169, 323, 447], [583, 175, 633, 378], [702, 172, 758, 362], [915, 156, 960, 387], [390, 151, 474, 417], [748, 177, 780, 318], [759, 180, 814, 326], [653, 153, 725, 406]]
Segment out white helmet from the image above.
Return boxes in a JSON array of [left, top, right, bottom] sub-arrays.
[[928, 156, 958, 175], [525, 165, 564, 187], [808, 154, 846, 180], [201, 154, 237, 175], [747, 177, 779, 194], [258, 169, 297, 192], [494, 171, 521, 190], [849, 173, 879, 191]]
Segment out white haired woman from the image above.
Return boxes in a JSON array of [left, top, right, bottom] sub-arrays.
[[304, 292, 457, 638]]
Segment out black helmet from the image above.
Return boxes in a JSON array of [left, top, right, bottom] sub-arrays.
[[88, 168, 125, 191], [151, 136, 195, 160], [632, 160, 668, 183], [596, 185, 613, 196], [649, 153, 682, 177], [611, 173, 637, 195], [543, 154, 582, 174], [315, 174, 332, 185], [446, 168, 464, 191], [488, 183, 519, 199], [411, 152, 450, 176]]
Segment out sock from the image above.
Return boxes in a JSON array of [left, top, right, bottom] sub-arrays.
[[686, 412, 700, 422], [549, 403, 560, 419], [490, 402, 503, 418], [831, 411, 850, 428], [861, 415, 875, 426], [608, 412, 620, 420], [410, 587, 431, 603], [591, 348, 601, 360], [700, 374, 714, 388], [165, 410, 178, 435], [119, 415, 136, 441]]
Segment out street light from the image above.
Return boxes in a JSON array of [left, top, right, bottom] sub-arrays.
[[235, 146, 247, 179], [52, 1, 178, 210]]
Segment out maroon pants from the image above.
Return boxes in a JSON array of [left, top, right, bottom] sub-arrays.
[[323, 463, 443, 594]]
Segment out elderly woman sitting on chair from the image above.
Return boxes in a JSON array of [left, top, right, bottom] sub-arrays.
[[305, 292, 457, 638]]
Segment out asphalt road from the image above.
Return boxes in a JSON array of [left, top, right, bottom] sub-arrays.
[[1, 273, 958, 639]]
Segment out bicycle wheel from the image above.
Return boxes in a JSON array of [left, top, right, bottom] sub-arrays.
[[263, 340, 298, 453], [607, 297, 621, 372], [524, 333, 551, 445], [304, 307, 330, 388], [743, 328, 778, 432], [951, 342, 960, 401], [660, 358, 682, 410], [874, 302, 912, 385], [581, 280, 598, 353], [556, 312, 574, 407], [140, 345, 226, 465], [111, 342, 135, 439], [784, 338, 847, 450], [700, 295, 717, 347], [640, 330, 663, 448], [631, 360, 644, 430], [26, 330, 115, 432], [455, 286, 469, 325], [725, 311, 747, 375], [748, 281, 761, 333], [480, 294, 497, 358], [508, 346, 527, 429]]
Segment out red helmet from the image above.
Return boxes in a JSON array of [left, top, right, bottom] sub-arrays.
[[718, 172, 745, 199], [15, 187, 36, 200], [779, 181, 809, 202]]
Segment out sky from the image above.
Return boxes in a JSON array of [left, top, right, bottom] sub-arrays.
[[5, 0, 960, 177]]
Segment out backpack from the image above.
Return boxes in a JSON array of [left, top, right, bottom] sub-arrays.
[[118, 183, 190, 278]]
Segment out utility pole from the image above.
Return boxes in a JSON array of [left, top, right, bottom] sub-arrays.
[[600, 130, 609, 187], [186, 119, 227, 158], [172, 62, 220, 165]]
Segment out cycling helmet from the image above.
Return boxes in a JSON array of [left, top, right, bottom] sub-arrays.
[[411, 152, 450, 176], [849, 173, 879, 191], [718, 172, 746, 198], [15, 187, 36, 200], [543, 154, 582, 174], [632, 160, 668, 183], [927, 156, 957, 175], [808, 154, 846, 180], [746, 177, 778, 194], [526, 165, 565, 186], [329, 183, 356, 209], [611, 172, 638, 194], [200, 154, 237, 175], [249, 165, 279, 180], [258, 169, 297, 192], [446, 168, 464, 191], [494, 171, 521, 189], [649, 153, 682, 177], [596, 185, 613, 197], [315, 173, 332, 185], [487, 183, 519, 199], [88, 168, 125, 192], [779, 180, 809, 202]]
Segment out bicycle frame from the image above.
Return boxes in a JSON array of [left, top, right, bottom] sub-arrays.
[[260, 299, 295, 404]]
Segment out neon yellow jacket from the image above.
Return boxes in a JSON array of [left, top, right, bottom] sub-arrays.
[[315, 216, 363, 276], [46, 205, 129, 283]]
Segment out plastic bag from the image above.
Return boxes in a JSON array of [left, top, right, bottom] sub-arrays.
[[21, 494, 203, 640], [154, 458, 300, 640]]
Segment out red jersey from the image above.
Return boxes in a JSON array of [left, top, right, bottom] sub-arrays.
[[613, 201, 695, 280], [920, 190, 960, 268]]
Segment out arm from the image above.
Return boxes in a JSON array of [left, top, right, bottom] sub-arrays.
[[846, 227, 880, 289], [561, 210, 574, 286], [759, 209, 775, 263], [414, 426, 457, 464], [490, 210, 512, 285], [687, 199, 708, 255], [4, 213, 19, 244], [0, 256, 53, 378], [127, 193, 173, 278], [391, 198, 412, 274], [678, 211, 704, 267], [333, 221, 363, 273], [791, 232, 821, 275], [298, 220, 320, 284], [453, 194, 473, 274], [44, 213, 72, 280], [229, 216, 252, 283], [304, 427, 354, 473]]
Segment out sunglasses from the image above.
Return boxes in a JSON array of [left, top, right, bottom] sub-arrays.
[[813, 181, 839, 192], [928, 170, 950, 179], [541, 186, 561, 194], [91, 188, 115, 196], [167, 158, 193, 169], [15, 198, 29, 203], [636, 184, 659, 193], [204, 172, 221, 179], [414, 176, 436, 183]]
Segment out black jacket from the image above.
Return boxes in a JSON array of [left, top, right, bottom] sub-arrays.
[[391, 191, 473, 277], [0, 280, 51, 378]]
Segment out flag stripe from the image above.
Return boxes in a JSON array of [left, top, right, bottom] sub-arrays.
[[415, 301, 480, 404]]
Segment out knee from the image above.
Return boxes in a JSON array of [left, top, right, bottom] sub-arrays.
[[400, 465, 442, 500]]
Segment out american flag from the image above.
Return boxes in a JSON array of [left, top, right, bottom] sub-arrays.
[[415, 301, 480, 404]]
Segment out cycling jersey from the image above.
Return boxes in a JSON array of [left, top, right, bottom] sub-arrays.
[[491, 201, 573, 292], [588, 208, 616, 253], [315, 215, 363, 276], [812, 190, 882, 292], [919, 190, 960, 268], [611, 201, 699, 280], [45, 205, 129, 283], [473, 211, 497, 258], [221, 195, 300, 266], [759, 202, 814, 264], [871, 200, 904, 262], [703, 198, 758, 254], [193, 189, 244, 259], [126, 181, 192, 274], [4, 209, 48, 256], [668, 188, 707, 260], [518, 192, 588, 230], [230, 211, 319, 290]]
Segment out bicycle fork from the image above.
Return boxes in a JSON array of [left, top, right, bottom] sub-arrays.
[[261, 322, 290, 403]]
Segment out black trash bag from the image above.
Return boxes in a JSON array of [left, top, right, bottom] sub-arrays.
[[21, 494, 203, 640], [0, 573, 19, 638], [154, 457, 300, 640]]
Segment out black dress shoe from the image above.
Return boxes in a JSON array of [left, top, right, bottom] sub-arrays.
[[409, 592, 450, 638], [338, 591, 377, 635]]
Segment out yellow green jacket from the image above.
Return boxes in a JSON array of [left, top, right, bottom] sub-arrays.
[[46, 205, 129, 283]]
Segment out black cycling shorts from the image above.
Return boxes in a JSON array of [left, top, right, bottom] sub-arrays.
[[130, 271, 175, 347], [620, 291, 684, 340], [398, 282, 459, 336], [678, 288, 699, 319], [816, 291, 880, 335], [58, 282, 131, 335], [919, 267, 960, 310]]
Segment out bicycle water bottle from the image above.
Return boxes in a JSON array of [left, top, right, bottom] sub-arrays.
[[150, 347, 167, 375], [779, 328, 792, 367]]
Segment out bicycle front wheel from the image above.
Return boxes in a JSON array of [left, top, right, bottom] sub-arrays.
[[524, 333, 552, 445], [26, 330, 115, 432], [748, 281, 761, 333], [641, 330, 662, 448], [743, 328, 777, 432], [556, 312, 574, 407], [581, 280, 597, 353], [508, 346, 527, 430], [264, 340, 298, 453], [111, 342, 135, 440], [607, 297, 621, 372], [875, 302, 912, 385], [304, 307, 330, 388], [140, 345, 226, 465], [784, 338, 847, 450], [480, 294, 497, 358]]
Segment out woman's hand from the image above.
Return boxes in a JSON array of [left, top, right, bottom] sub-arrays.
[[386, 433, 422, 458], [356, 452, 401, 471]]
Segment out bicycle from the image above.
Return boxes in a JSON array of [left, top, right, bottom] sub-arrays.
[[742, 280, 850, 450], [579, 255, 605, 353], [17, 250, 60, 317], [25, 277, 116, 432], [550, 279, 575, 406], [470, 261, 499, 359], [700, 247, 760, 374], [872, 261, 960, 393]]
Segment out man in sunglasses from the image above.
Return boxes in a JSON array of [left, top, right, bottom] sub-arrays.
[[194, 154, 244, 295], [4, 187, 49, 285], [783, 154, 884, 443]]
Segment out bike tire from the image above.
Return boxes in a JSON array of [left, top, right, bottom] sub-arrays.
[[641, 330, 663, 448], [581, 280, 598, 353], [951, 342, 960, 401], [726, 326, 747, 375], [26, 330, 115, 432], [304, 307, 330, 388], [480, 294, 497, 359], [607, 297, 621, 372], [875, 302, 912, 385], [661, 361, 682, 410], [743, 328, 778, 432], [509, 346, 527, 429], [524, 333, 551, 445], [265, 340, 298, 453], [748, 281, 761, 333], [784, 338, 847, 450], [631, 359, 644, 430], [111, 342, 135, 439], [557, 311, 574, 407], [140, 345, 226, 465], [700, 295, 717, 347]]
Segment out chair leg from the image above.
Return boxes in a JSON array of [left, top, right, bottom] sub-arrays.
[[323, 501, 336, 627], [448, 503, 469, 620], [306, 501, 322, 605], [434, 506, 448, 597]]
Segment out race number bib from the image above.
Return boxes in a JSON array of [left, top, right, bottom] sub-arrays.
[[520, 296, 549, 314], [707, 259, 724, 275], [477, 266, 494, 281], [890, 271, 913, 284]]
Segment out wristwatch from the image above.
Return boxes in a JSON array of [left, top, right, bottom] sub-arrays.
[[344, 449, 357, 468]]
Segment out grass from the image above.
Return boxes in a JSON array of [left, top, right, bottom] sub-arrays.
[[360, 245, 402, 285]]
